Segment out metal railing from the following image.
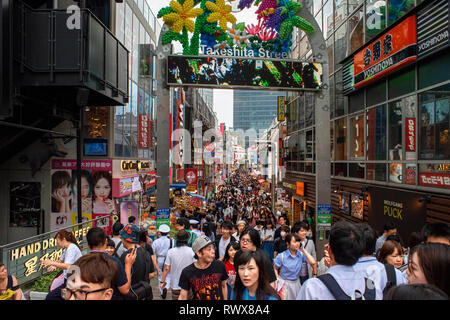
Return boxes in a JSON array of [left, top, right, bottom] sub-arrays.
[[0, 214, 113, 286]]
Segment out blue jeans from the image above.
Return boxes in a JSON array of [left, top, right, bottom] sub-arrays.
[[262, 241, 274, 260]]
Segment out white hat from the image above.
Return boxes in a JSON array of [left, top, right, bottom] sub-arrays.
[[189, 219, 199, 225], [158, 224, 170, 233]]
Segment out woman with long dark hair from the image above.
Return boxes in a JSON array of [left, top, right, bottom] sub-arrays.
[[231, 250, 280, 300], [406, 242, 450, 297]]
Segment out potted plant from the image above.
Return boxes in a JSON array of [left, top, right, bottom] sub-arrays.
[[29, 270, 61, 300]]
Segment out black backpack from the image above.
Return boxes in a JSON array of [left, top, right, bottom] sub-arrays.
[[318, 274, 376, 300], [383, 263, 397, 297]]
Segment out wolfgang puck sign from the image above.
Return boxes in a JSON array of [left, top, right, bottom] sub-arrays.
[[354, 16, 417, 89]]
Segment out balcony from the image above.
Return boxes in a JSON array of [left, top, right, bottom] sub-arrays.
[[12, 1, 129, 107]]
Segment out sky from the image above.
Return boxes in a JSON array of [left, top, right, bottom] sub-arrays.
[[149, 0, 259, 128]]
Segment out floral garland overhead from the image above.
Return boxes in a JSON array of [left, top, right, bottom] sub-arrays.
[[158, 0, 315, 55]]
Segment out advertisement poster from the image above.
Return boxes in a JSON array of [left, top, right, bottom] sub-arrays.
[[120, 201, 139, 226], [317, 205, 331, 226], [51, 160, 113, 233], [339, 194, 349, 214], [156, 208, 171, 236], [405, 164, 417, 185], [10, 182, 41, 228], [185, 168, 198, 185], [389, 163, 403, 183], [351, 195, 364, 220]]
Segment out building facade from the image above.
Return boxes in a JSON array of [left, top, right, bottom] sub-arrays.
[[283, 0, 450, 242]]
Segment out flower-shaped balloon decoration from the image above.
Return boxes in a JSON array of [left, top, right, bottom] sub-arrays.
[[257, 27, 277, 41], [245, 20, 265, 36], [228, 23, 252, 47], [163, 0, 204, 33], [206, 0, 237, 32]]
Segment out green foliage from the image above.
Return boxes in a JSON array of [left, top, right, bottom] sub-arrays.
[[235, 22, 246, 32], [287, 1, 301, 14], [157, 6, 175, 18], [292, 16, 315, 34], [162, 30, 184, 45], [32, 271, 60, 293]]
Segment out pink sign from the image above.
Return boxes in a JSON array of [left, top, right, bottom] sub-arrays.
[[405, 118, 416, 152], [420, 173, 450, 188]]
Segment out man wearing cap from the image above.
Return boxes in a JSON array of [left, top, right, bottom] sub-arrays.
[[233, 220, 247, 241], [119, 224, 153, 296], [190, 220, 202, 237], [152, 224, 173, 299], [178, 235, 229, 300], [160, 230, 196, 300]]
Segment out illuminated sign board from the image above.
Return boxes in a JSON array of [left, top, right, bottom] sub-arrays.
[[167, 55, 323, 91]]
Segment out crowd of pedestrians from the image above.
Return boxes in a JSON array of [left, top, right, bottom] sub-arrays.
[[5, 169, 448, 301]]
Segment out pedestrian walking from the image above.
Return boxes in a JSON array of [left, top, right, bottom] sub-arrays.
[[152, 224, 173, 299], [160, 230, 195, 300], [223, 241, 240, 300], [261, 220, 275, 260], [292, 222, 317, 283], [178, 235, 229, 300]]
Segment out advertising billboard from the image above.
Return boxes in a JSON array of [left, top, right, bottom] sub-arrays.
[[167, 55, 323, 91]]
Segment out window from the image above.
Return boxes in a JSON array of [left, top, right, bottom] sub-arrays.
[[366, 80, 386, 106], [335, 117, 348, 160], [334, 23, 347, 70], [365, 0, 386, 42], [349, 90, 364, 114], [349, 163, 365, 178], [367, 105, 387, 160], [335, 0, 349, 25], [418, 53, 450, 89], [419, 84, 450, 160], [323, 0, 334, 39], [348, 0, 364, 13], [114, 106, 124, 157], [305, 93, 314, 127], [335, 69, 345, 116], [298, 95, 305, 129], [313, 0, 323, 17], [316, 9, 323, 34], [388, 98, 404, 161], [367, 163, 387, 181], [335, 163, 347, 176], [350, 114, 365, 159], [348, 7, 364, 55], [388, 67, 415, 99], [388, 0, 414, 26], [116, 2, 125, 44], [327, 33, 334, 75]]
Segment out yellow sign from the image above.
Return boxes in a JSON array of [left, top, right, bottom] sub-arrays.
[[289, 98, 296, 121], [121, 160, 151, 172], [187, 185, 197, 192], [278, 96, 285, 121]]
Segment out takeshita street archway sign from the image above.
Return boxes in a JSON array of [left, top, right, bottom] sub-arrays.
[[156, 0, 331, 256]]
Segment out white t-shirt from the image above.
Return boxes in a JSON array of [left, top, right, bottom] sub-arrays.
[[219, 237, 231, 259], [164, 246, 196, 290], [261, 229, 275, 242], [60, 243, 82, 278]]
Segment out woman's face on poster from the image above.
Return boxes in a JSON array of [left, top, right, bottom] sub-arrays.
[[81, 176, 90, 198], [94, 178, 111, 200]]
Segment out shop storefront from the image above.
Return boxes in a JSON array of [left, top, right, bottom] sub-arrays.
[[112, 160, 157, 237], [282, 176, 316, 226], [331, 0, 450, 231]]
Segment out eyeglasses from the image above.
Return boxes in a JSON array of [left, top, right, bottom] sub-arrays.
[[61, 287, 109, 300], [240, 238, 252, 244]]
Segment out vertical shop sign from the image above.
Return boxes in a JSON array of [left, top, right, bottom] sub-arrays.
[[405, 118, 416, 152], [138, 115, 151, 149]]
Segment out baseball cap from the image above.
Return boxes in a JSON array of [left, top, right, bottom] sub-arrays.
[[120, 224, 140, 243], [192, 235, 213, 253], [237, 220, 246, 226], [158, 224, 170, 233]]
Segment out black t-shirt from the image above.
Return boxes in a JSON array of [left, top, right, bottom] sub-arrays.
[[274, 238, 287, 255], [144, 243, 155, 273], [120, 246, 152, 286], [179, 260, 228, 300], [234, 248, 277, 283]]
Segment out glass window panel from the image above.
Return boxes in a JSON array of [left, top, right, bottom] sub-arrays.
[[419, 84, 450, 160], [334, 163, 348, 177], [348, 0, 364, 13], [335, 69, 345, 117], [327, 34, 334, 74], [365, 0, 387, 42], [132, 14, 139, 82], [335, 117, 348, 160], [124, 3, 132, 51], [330, 75, 335, 119], [298, 132, 305, 161], [388, 99, 403, 161], [350, 114, 365, 159], [367, 105, 387, 160], [418, 53, 450, 90], [335, 0, 348, 27], [348, 7, 364, 55], [388, 0, 415, 26], [143, 1, 149, 22], [313, 0, 323, 17], [388, 67, 415, 99], [116, 2, 125, 44], [323, 0, 334, 38], [331, 120, 335, 160], [305, 93, 314, 127], [316, 10, 323, 34], [306, 130, 314, 160], [349, 90, 364, 114], [334, 23, 347, 70], [349, 163, 365, 178], [114, 106, 124, 157], [366, 80, 386, 106], [366, 163, 387, 181], [299, 95, 305, 129]]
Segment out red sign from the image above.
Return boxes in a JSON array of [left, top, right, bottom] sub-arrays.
[[189, 197, 203, 207], [405, 118, 416, 152], [354, 16, 417, 89], [420, 173, 450, 188], [138, 115, 151, 149], [176, 168, 184, 182], [185, 168, 198, 185]]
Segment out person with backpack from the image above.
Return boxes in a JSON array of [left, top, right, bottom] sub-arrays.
[[152, 224, 173, 299], [354, 224, 407, 300], [296, 221, 376, 300], [118, 224, 153, 300], [274, 233, 316, 300]]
